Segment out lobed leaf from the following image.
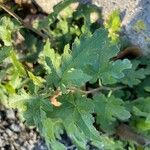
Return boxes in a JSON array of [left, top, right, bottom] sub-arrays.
[[93, 94, 131, 133]]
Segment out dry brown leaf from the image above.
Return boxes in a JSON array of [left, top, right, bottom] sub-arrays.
[[50, 90, 62, 107]]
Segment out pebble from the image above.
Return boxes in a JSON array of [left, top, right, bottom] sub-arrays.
[[0, 106, 48, 150], [6, 128, 13, 136], [0, 139, 4, 147], [6, 109, 16, 120], [10, 124, 21, 132]]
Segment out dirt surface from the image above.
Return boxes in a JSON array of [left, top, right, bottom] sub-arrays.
[[34, 0, 150, 55]]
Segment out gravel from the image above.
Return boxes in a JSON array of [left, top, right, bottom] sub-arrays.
[[0, 105, 48, 150]]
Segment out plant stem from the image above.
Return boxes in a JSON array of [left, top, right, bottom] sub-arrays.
[[70, 85, 126, 94], [0, 3, 47, 39]]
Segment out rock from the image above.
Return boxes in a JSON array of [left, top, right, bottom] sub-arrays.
[[6, 109, 16, 120], [19, 122, 25, 130], [33, 139, 49, 150], [3, 133, 8, 139], [20, 147, 27, 150], [5, 128, 13, 137], [34, 0, 62, 14], [10, 124, 21, 132], [0, 139, 4, 147], [146, 15, 150, 24]]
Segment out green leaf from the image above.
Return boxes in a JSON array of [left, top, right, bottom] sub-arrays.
[[134, 118, 150, 131], [45, 57, 61, 87], [111, 59, 132, 79], [61, 68, 92, 87], [0, 17, 15, 46], [105, 10, 121, 42], [130, 97, 150, 116], [10, 51, 26, 76], [43, 40, 61, 73], [98, 59, 132, 84], [145, 86, 150, 92], [49, 93, 103, 149], [3, 83, 16, 94], [39, 40, 61, 87], [42, 115, 66, 150], [129, 97, 150, 132], [61, 28, 128, 85], [135, 76, 150, 97], [93, 94, 131, 133], [43, 28, 131, 88], [24, 97, 52, 128], [63, 29, 114, 70], [0, 46, 12, 63], [119, 60, 148, 87], [9, 90, 30, 112], [27, 71, 45, 87]]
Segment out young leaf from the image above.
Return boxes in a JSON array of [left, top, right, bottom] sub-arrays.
[[0, 46, 12, 63], [9, 90, 30, 112], [27, 71, 45, 87], [0, 17, 15, 46], [105, 10, 121, 42], [131, 97, 150, 121], [10, 51, 26, 76]]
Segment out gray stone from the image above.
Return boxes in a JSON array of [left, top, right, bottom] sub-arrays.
[[6, 128, 13, 137], [10, 124, 21, 132], [0, 139, 4, 147], [35, 0, 62, 13], [147, 15, 150, 24], [3, 133, 8, 139], [20, 147, 28, 150], [6, 109, 16, 120]]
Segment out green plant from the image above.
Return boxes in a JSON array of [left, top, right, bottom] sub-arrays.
[[0, 1, 150, 150]]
